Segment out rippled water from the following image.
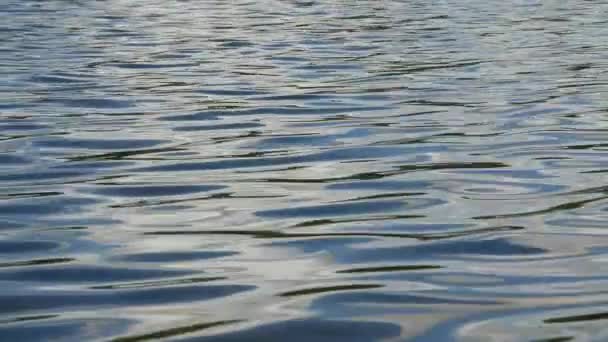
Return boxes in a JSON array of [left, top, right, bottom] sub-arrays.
[[2, 0, 608, 341]]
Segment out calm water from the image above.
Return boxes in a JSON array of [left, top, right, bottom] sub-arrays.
[[2, 0, 608, 341]]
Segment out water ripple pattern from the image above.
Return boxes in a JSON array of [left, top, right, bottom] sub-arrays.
[[2, 0, 608, 341]]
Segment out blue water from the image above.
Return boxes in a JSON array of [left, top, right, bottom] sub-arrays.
[[2, 0, 608, 341]]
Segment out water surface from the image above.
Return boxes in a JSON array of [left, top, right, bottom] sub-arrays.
[[2, 0, 608, 341]]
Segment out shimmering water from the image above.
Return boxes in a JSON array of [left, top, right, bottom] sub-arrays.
[[2, 0, 608, 341]]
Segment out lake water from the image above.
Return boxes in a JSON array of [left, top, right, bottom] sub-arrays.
[[2, 0, 608, 341]]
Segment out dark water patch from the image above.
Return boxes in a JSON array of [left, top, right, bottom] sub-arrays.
[[0, 191, 63, 200], [86, 184, 225, 197], [34, 138, 168, 150], [51, 161, 134, 170], [0, 170, 88, 183], [0, 258, 74, 268], [270, 236, 545, 264], [0, 155, 31, 165], [113, 320, 243, 342], [51, 98, 134, 109], [0, 314, 58, 324], [531, 338, 573, 342], [327, 180, 432, 191], [67, 146, 186, 161], [111, 284, 255, 306], [353, 237, 546, 261], [177, 318, 401, 342], [0, 103, 35, 110], [336, 265, 442, 274], [30, 75, 83, 84], [0, 284, 254, 315], [279, 284, 383, 297], [0, 265, 190, 283], [544, 311, 608, 324], [0, 220, 26, 231], [0, 123, 49, 131], [0, 240, 61, 255], [0, 196, 99, 216]]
